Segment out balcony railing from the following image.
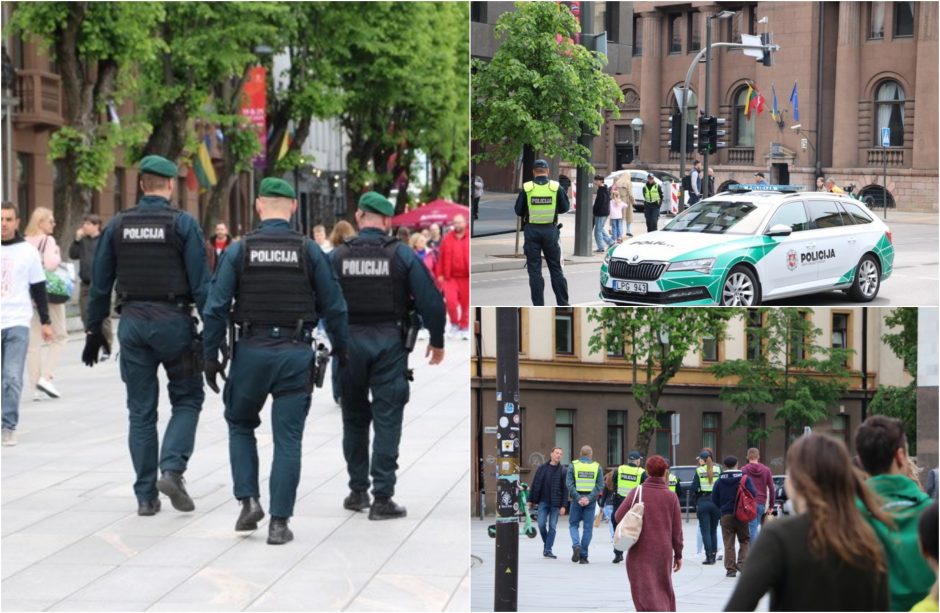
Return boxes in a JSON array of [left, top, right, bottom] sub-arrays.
[[14, 69, 63, 128], [866, 148, 904, 168], [726, 147, 754, 165]]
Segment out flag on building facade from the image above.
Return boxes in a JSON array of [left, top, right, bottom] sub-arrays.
[[194, 140, 217, 190], [744, 83, 755, 118], [790, 81, 800, 121], [744, 83, 765, 119], [771, 84, 780, 121], [277, 129, 291, 161]]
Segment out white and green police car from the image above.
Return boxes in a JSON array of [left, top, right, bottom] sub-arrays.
[[600, 185, 894, 306]]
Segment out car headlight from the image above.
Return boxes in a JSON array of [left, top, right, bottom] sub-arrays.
[[604, 249, 612, 265], [667, 257, 716, 274]]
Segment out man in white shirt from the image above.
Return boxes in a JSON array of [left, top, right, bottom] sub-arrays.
[[1, 202, 53, 446]]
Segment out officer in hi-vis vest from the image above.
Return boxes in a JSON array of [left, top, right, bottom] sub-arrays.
[[609, 450, 648, 563], [332, 192, 445, 520], [690, 449, 723, 564], [513, 159, 570, 306], [83, 155, 210, 518], [565, 445, 604, 563], [201, 177, 349, 545]]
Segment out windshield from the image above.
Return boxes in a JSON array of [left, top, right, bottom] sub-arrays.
[[663, 200, 768, 235]]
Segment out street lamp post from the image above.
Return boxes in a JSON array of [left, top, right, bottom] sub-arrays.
[[630, 117, 644, 164]]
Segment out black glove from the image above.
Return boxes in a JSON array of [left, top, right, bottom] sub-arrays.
[[205, 358, 227, 394], [82, 326, 110, 367]]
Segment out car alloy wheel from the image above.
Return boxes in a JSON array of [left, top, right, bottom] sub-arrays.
[[849, 255, 880, 302], [721, 268, 757, 306]]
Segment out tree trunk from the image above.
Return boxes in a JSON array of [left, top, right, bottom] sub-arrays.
[[53, 157, 91, 250]]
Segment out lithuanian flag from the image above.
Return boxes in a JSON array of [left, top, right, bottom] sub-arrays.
[[194, 140, 217, 191]]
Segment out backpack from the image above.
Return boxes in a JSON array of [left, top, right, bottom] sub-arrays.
[[681, 174, 693, 192], [613, 484, 645, 551], [735, 475, 758, 522]]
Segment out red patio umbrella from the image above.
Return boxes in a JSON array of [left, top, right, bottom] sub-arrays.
[[390, 199, 470, 230]]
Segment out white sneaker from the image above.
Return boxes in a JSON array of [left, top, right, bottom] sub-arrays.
[[36, 377, 61, 399], [2, 429, 17, 446], [460, 328, 470, 340], [33, 391, 44, 402], [445, 325, 458, 339]]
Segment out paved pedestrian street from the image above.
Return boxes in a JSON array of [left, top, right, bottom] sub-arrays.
[[2, 331, 470, 611], [470, 514, 771, 612]]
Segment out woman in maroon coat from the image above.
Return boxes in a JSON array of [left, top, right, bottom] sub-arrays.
[[615, 454, 684, 612]]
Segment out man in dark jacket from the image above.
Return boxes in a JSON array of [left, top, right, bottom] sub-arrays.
[[591, 175, 614, 253], [712, 455, 756, 577], [68, 214, 113, 358], [529, 446, 568, 558]]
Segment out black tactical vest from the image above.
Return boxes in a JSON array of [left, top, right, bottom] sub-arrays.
[[112, 207, 191, 302], [332, 236, 408, 324], [231, 230, 318, 327]]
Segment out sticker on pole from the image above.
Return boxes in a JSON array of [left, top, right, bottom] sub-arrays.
[[502, 440, 514, 452], [881, 127, 891, 148], [504, 402, 515, 414]]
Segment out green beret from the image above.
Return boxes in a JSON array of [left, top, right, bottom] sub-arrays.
[[358, 191, 394, 217], [139, 155, 178, 178], [259, 177, 296, 199]]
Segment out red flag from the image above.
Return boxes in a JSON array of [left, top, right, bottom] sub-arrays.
[[185, 165, 198, 193]]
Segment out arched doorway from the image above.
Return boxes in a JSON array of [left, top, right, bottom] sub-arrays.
[[859, 184, 895, 209]]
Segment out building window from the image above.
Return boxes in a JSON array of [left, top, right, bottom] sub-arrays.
[[832, 414, 850, 446], [703, 413, 720, 457], [702, 336, 719, 362], [555, 409, 575, 463], [688, 11, 701, 52], [894, 2, 914, 37], [607, 411, 627, 466], [113, 168, 125, 211], [15, 152, 30, 221], [869, 1, 885, 39], [91, 191, 100, 215], [470, 1, 486, 23], [668, 14, 682, 54], [633, 15, 643, 56], [555, 307, 574, 355], [746, 412, 766, 460], [733, 86, 756, 147], [747, 5, 757, 36], [874, 80, 905, 147], [746, 309, 763, 361], [789, 311, 808, 363], [731, 10, 741, 42], [832, 313, 849, 350], [605, 2, 620, 43], [654, 412, 672, 458], [606, 327, 624, 358]]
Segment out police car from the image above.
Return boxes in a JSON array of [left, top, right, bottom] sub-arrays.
[[599, 185, 894, 305]]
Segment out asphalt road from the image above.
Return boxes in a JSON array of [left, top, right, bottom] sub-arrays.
[[471, 213, 939, 307]]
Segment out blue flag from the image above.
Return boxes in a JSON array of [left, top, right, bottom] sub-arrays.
[[790, 81, 799, 122]]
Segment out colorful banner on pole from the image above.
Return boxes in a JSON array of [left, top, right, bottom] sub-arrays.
[[241, 65, 268, 169]]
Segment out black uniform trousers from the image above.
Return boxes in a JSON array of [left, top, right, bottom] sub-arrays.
[[522, 223, 569, 306]]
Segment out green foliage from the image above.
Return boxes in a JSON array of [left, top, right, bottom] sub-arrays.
[[588, 307, 736, 455], [472, 1, 623, 171], [708, 309, 853, 448], [882, 308, 917, 375], [868, 382, 917, 456]]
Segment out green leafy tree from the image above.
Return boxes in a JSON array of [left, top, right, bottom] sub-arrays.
[[588, 307, 736, 456], [471, 1, 623, 172], [9, 2, 164, 242], [869, 307, 918, 454], [708, 309, 853, 457]]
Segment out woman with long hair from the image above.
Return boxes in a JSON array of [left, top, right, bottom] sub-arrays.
[[24, 207, 68, 400], [615, 455, 683, 612], [329, 220, 356, 248], [689, 448, 722, 564], [725, 434, 892, 611]]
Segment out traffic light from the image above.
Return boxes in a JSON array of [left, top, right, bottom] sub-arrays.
[[760, 32, 773, 67], [669, 112, 681, 152], [709, 116, 728, 152], [697, 115, 711, 154]]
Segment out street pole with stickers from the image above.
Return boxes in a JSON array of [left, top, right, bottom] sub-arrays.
[[882, 126, 890, 219], [494, 307, 520, 612]]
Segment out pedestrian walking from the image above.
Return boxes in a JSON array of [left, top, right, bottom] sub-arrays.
[[642, 174, 663, 233], [471, 174, 483, 221], [855, 415, 935, 611], [83, 155, 210, 517], [911, 502, 938, 612], [690, 449, 722, 565], [332, 192, 446, 520], [740, 447, 775, 545], [592, 174, 614, 253], [712, 455, 756, 577], [437, 214, 469, 340], [69, 213, 113, 360], [514, 159, 570, 306], [614, 171, 635, 237], [608, 190, 627, 242], [824, 177, 845, 194], [205, 222, 233, 273], [816, 176, 826, 191], [528, 446, 568, 559], [565, 444, 603, 563], [724, 434, 891, 611], [1, 202, 53, 446], [615, 454, 684, 612], [689, 160, 702, 205], [201, 177, 349, 545], [754, 172, 767, 185], [609, 450, 647, 563], [24, 206, 68, 401]]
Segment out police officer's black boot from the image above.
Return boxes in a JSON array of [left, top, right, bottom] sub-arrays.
[[156, 470, 195, 512], [612, 550, 623, 563], [137, 498, 161, 516], [343, 490, 371, 512], [368, 496, 407, 520], [267, 517, 293, 545], [235, 497, 264, 531]]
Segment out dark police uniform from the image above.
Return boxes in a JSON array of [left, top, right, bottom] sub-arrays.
[[84, 155, 210, 517], [332, 192, 445, 520], [513, 161, 570, 306], [202, 177, 348, 545], [643, 178, 663, 232]]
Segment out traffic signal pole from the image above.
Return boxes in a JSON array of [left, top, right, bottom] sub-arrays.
[[702, 17, 713, 199]]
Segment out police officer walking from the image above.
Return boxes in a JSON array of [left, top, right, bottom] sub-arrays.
[[201, 178, 349, 545], [332, 192, 445, 520], [514, 159, 570, 306], [610, 450, 647, 563], [83, 155, 210, 517], [565, 444, 604, 563], [642, 173, 664, 233]]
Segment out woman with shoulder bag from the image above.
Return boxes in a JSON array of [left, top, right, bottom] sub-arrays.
[[615, 454, 683, 612], [24, 207, 69, 400]]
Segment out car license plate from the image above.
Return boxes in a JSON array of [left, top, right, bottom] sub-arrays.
[[614, 280, 648, 294]]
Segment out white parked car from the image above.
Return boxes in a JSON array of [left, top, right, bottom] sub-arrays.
[[599, 186, 894, 305]]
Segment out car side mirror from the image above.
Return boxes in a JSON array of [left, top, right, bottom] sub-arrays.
[[766, 224, 793, 237]]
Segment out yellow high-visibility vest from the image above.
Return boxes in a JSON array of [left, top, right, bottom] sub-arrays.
[[524, 180, 560, 224], [696, 464, 721, 492], [617, 464, 645, 496], [572, 459, 600, 493]]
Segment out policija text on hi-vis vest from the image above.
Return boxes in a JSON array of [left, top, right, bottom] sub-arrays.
[[572, 459, 600, 493], [696, 464, 722, 492], [232, 232, 318, 328], [332, 236, 409, 325], [617, 464, 645, 496], [523, 180, 560, 225], [112, 207, 190, 303]]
